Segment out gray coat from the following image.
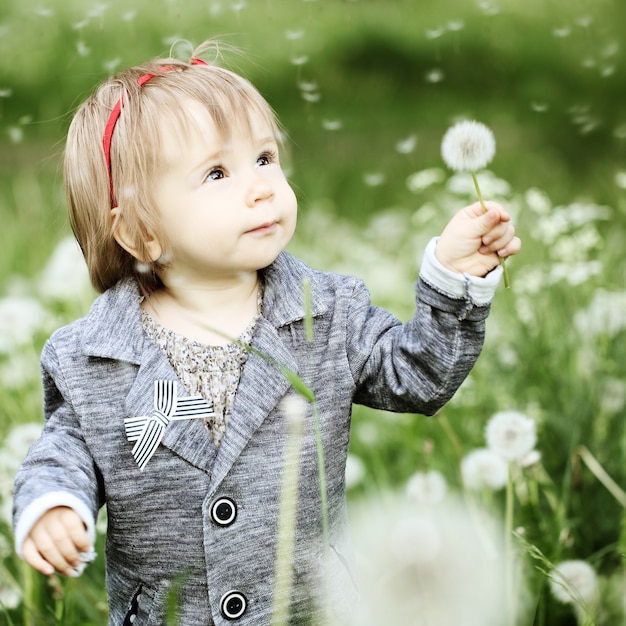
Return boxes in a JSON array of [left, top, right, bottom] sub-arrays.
[[13, 251, 490, 625]]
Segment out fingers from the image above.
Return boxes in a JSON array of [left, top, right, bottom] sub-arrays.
[[25, 507, 91, 577], [22, 537, 56, 576]]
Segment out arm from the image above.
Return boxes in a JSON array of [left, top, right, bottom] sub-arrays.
[[13, 337, 100, 576], [349, 201, 520, 413]]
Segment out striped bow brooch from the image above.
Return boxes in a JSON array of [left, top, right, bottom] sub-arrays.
[[124, 380, 215, 470]]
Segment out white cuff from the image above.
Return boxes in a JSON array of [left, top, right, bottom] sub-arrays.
[[14, 491, 96, 573], [420, 237, 502, 306]]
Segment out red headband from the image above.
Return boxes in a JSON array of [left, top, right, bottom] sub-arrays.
[[102, 57, 208, 207]]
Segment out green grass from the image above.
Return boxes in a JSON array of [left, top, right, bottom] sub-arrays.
[[2, 0, 626, 623]]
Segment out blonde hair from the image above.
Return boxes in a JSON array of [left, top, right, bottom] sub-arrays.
[[64, 41, 281, 293]]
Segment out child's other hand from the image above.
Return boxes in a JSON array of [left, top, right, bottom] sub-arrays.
[[22, 506, 91, 576], [435, 201, 521, 277]]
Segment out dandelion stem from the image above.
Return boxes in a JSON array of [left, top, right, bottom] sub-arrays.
[[574, 445, 626, 507], [505, 461, 516, 626], [471, 170, 511, 289]]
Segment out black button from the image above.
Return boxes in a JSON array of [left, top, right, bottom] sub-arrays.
[[210, 497, 237, 527], [220, 590, 247, 620]]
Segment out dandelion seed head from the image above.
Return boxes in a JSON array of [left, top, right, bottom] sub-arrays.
[[388, 516, 441, 565], [0, 88, 12, 98], [550, 560, 598, 605], [521, 449, 542, 468], [461, 448, 508, 490], [485, 411, 536, 461], [406, 469, 448, 504], [447, 20, 465, 31], [349, 495, 509, 626], [441, 120, 495, 172]]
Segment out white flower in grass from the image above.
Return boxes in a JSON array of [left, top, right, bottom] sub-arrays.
[[441, 120, 495, 173], [0, 295, 50, 354], [406, 469, 448, 504], [39, 236, 90, 301], [345, 454, 365, 489], [461, 448, 508, 490], [549, 560, 598, 606], [486, 411, 536, 461], [347, 495, 511, 626], [0, 575, 21, 610]]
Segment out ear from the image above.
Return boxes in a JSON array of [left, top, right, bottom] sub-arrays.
[[111, 207, 162, 263]]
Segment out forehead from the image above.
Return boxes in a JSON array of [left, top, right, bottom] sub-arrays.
[[156, 98, 277, 168]]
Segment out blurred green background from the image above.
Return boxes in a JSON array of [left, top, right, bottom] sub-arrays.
[[1, 0, 626, 624], [1, 0, 625, 286]]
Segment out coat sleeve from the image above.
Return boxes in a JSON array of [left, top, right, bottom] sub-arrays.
[[13, 337, 100, 558], [347, 239, 497, 415]]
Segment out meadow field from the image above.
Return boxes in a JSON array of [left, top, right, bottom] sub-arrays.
[[1, 0, 626, 624]]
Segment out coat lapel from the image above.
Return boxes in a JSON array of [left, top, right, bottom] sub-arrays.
[[208, 316, 299, 494], [123, 340, 219, 474]]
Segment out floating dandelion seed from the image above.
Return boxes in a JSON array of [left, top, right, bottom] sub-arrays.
[[425, 27, 445, 40], [549, 560, 598, 606], [290, 55, 309, 66], [322, 119, 342, 131], [363, 172, 385, 187], [553, 26, 571, 38], [285, 29, 304, 40], [425, 68, 445, 83], [485, 411, 536, 462], [395, 134, 417, 154], [441, 120, 510, 287], [7, 126, 23, 143]]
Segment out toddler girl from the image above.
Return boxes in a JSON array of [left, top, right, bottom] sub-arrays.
[[13, 40, 520, 625]]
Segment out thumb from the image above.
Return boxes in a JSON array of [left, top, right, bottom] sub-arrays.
[[478, 204, 508, 232]]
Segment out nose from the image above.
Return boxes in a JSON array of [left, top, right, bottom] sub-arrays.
[[245, 173, 275, 207]]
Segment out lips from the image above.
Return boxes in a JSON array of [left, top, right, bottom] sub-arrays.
[[245, 220, 278, 234]]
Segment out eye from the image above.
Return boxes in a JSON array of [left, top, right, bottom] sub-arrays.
[[256, 150, 277, 167], [204, 167, 225, 182]]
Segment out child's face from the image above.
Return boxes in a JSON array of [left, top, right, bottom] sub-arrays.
[[149, 99, 297, 287]]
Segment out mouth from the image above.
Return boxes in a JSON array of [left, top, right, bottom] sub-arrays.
[[245, 220, 279, 235]]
